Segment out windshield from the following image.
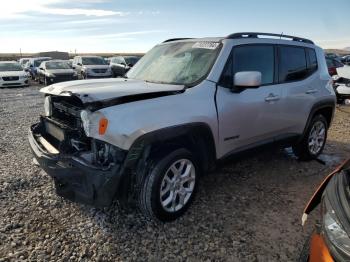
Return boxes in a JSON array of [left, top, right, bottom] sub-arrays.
[[46, 61, 71, 69], [127, 41, 221, 86], [0, 63, 23, 72], [34, 59, 50, 67], [82, 57, 106, 65]]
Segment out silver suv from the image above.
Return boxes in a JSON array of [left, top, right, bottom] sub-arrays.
[[29, 33, 336, 221]]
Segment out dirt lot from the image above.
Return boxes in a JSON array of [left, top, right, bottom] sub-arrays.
[[0, 84, 349, 261]]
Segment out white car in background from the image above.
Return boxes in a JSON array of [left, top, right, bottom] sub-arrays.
[[0, 61, 29, 88], [334, 66, 350, 103]]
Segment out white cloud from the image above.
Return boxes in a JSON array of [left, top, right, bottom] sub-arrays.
[[2, 0, 126, 19], [37, 7, 125, 17]]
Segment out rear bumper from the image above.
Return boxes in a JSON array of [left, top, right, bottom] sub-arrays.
[[28, 122, 124, 207]]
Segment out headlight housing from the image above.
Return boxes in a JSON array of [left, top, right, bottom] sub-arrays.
[[46, 72, 55, 78], [44, 96, 52, 117], [323, 197, 350, 257], [80, 110, 108, 137]]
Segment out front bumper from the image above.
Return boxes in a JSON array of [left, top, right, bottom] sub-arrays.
[[28, 122, 124, 207], [85, 71, 112, 78], [47, 76, 78, 84], [0, 79, 28, 87]]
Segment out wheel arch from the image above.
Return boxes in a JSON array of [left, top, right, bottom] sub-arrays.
[[124, 122, 217, 172], [303, 98, 335, 137]]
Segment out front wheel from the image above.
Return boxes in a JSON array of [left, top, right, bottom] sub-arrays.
[[139, 148, 199, 222], [293, 114, 328, 160]]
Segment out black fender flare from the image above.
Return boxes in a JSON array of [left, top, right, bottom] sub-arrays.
[[300, 98, 336, 140], [124, 122, 217, 168]]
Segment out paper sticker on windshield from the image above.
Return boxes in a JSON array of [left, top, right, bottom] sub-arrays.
[[192, 42, 219, 49]]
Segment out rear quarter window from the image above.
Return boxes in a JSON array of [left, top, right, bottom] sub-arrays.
[[306, 48, 318, 74]]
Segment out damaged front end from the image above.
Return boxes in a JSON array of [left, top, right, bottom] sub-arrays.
[[29, 95, 127, 207]]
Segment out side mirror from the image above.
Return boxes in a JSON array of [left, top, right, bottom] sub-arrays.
[[39, 67, 44, 70], [72, 66, 76, 69], [30, 64, 33, 68], [24, 68, 29, 72], [233, 71, 262, 89], [77, 63, 82, 66]]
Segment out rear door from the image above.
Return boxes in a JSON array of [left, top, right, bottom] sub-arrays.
[[216, 44, 284, 157], [277, 46, 319, 135]]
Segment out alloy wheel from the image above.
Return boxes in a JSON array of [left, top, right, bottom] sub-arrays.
[[159, 159, 196, 212]]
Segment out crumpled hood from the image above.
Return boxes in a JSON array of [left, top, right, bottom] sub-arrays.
[[40, 78, 185, 103], [0, 70, 26, 77]]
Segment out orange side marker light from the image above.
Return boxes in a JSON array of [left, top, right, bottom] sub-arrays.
[[99, 118, 108, 135]]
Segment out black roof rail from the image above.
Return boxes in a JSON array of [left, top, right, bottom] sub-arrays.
[[162, 38, 193, 43], [226, 32, 314, 44]]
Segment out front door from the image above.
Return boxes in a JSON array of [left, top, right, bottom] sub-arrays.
[[216, 44, 284, 158]]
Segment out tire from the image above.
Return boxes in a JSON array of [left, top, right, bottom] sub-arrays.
[[293, 114, 328, 161], [139, 148, 199, 222]]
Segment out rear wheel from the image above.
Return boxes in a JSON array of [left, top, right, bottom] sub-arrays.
[[293, 114, 328, 160], [139, 148, 199, 222]]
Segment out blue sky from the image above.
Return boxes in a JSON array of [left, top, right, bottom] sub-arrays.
[[1, 0, 349, 53]]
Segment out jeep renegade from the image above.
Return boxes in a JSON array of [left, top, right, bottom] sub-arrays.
[[29, 33, 336, 221]]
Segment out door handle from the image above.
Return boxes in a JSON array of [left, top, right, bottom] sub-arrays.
[[306, 89, 318, 94], [265, 94, 280, 102]]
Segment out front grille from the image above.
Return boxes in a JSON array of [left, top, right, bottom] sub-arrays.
[[54, 73, 74, 81], [2, 76, 19, 81], [51, 99, 83, 130], [92, 69, 107, 74]]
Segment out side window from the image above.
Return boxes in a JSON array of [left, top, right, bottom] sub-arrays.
[[279, 46, 308, 83], [233, 45, 274, 85], [306, 48, 318, 74]]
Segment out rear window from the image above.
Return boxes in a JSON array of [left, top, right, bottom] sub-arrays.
[[279, 46, 308, 83]]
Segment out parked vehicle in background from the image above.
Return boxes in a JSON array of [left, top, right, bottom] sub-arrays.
[[72, 56, 112, 79], [333, 66, 350, 103], [109, 55, 142, 77], [300, 159, 350, 262], [326, 57, 344, 76], [29, 33, 335, 221], [341, 55, 350, 65], [24, 57, 52, 80], [18, 58, 30, 68], [37, 60, 78, 85], [0, 61, 29, 88], [326, 53, 342, 63]]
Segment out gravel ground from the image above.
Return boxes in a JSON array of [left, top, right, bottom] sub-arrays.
[[0, 83, 350, 262]]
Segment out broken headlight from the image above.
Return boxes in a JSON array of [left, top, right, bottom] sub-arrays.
[[44, 96, 52, 117], [323, 197, 350, 257]]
